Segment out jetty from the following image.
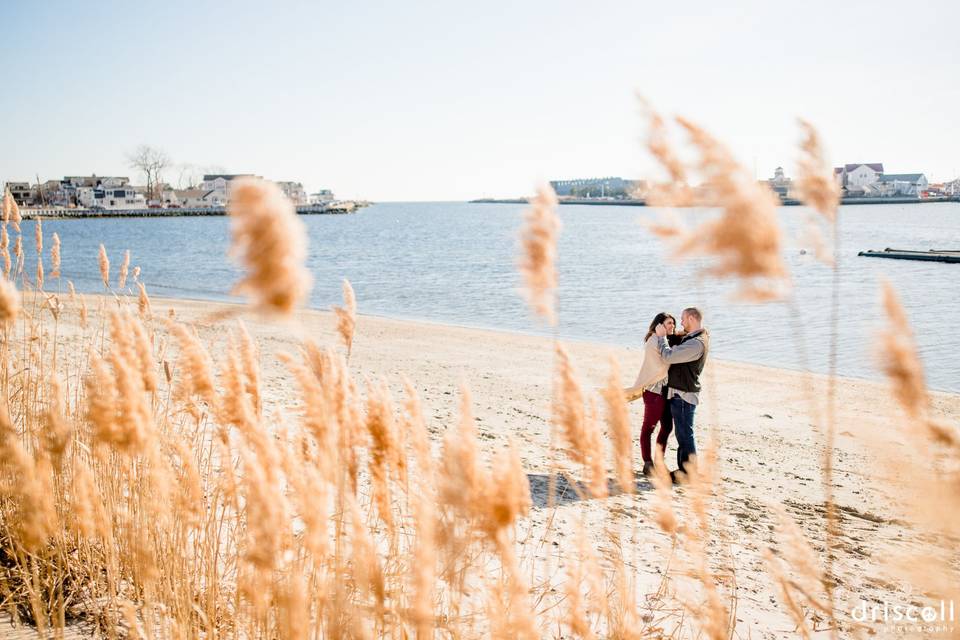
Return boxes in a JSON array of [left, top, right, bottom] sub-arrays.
[[19, 202, 364, 220], [858, 248, 960, 264]]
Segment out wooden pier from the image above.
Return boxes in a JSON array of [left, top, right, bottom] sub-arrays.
[[858, 248, 960, 264]]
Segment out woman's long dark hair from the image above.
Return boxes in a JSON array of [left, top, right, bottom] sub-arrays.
[[644, 312, 676, 342]]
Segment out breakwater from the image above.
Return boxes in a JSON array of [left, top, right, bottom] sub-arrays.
[[20, 202, 362, 220], [470, 196, 960, 207]]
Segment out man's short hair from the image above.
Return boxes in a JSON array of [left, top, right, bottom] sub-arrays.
[[682, 307, 703, 322]]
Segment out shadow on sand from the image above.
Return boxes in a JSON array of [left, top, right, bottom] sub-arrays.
[[526, 473, 655, 508]]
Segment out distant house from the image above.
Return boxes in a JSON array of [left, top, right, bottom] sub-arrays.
[[165, 188, 218, 208], [199, 174, 258, 204], [766, 166, 792, 197], [90, 184, 147, 210], [876, 173, 928, 197], [310, 189, 335, 204], [944, 178, 960, 196], [834, 163, 884, 191], [276, 181, 307, 205], [4, 182, 32, 205]]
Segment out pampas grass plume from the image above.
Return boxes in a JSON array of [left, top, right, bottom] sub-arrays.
[[518, 184, 561, 325], [98, 243, 110, 288], [50, 232, 61, 278], [334, 278, 357, 356], [795, 119, 840, 221], [0, 277, 20, 325], [228, 177, 312, 316], [603, 357, 634, 494]]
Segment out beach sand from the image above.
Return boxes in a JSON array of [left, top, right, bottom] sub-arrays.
[[26, 294, 959, 638]]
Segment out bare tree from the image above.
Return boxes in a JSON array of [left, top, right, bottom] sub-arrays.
[[127, 145, 171, 201], [176, 163, 202, 190]]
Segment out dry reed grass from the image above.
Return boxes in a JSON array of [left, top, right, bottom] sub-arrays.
[[641, 106, 789, 300], [228, 177, 312, 316], [518, 184, 561, 325]]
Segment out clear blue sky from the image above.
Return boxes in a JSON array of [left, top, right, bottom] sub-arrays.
[[2, 0, 958, 201]]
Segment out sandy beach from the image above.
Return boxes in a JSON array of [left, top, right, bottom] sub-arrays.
[[61, 294, 950, 638]]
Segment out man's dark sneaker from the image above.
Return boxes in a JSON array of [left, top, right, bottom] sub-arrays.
[[642, 461, 655, 477]]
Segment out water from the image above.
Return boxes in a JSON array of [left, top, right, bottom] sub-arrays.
[[26, 201, 960, 392]]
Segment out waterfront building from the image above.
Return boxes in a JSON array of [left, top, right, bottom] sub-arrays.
[[944, 178, 960, 196], [876, 173, 928, 197], [199, 174, 259, 203], [309, 189, 335, 204], [766, 166, 793, 196], [4, 181, 32, 205], [834, 163, 884, 190], [549, 177, 640, 198], [276, 181, 307, 205], [95, 185, 146, 209]]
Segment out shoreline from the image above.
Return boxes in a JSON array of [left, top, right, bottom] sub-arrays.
[[137, 292, 960, 396], [470, 196, 960, 207]]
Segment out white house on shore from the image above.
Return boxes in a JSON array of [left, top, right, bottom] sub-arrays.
[[276, 181, 307, 205], [834, 163, 884, 190], [198, 174, 258, 204], [80, 183, 147, 209], [876, 173, 929, 197], [309, 189, 335, 204]]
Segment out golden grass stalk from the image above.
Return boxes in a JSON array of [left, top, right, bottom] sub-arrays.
[[639, 98, 695, 207], [0, 277, 20, 325], [795, 119, 840, 221], [602, 357, 633, 494], [227, 177, 312, 316], [518, 184, 561, 325], [118, 249, 131, 290], [35, 257, 44, 290], [0, 403, 57, 551], [554, 344, 607, 497], [641, 108, 789, 299], [5, 188, 21, 232], [98, 243, 110, 288], [334, 278, 357, 356], [34, 217, 42, 255], [50, 232, 60, 278], [168, 321, 217, 407], [1, 225, 9, 278], [137, 282, 152, 318], [679, 118, 788, 299], [878, 282, 958, 447], [2, 188, 11, 226]]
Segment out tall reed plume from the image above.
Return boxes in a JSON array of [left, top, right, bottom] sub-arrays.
[[518, 184, 561, 325], [334, 278, 357, 356], [228, 177, 312, 316]]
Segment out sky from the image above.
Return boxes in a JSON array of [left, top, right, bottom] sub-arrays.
[[2, 0, 958, 201]]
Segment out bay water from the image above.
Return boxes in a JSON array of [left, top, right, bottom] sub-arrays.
[[27, 201, 960, 392]]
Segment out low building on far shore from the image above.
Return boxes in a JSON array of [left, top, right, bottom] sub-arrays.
[[944, 178, 960, 196], [549, 177, 641, 199], [309, 189, 335, 204], [276, 181, 307, 205], [765, 166, 793, 197], [4, 181, 32, 205], [876, 173, 928, 197]]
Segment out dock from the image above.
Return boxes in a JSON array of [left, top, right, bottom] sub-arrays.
[[858, 248, 960, 264]]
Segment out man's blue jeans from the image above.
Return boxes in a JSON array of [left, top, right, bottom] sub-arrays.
[[670, 396, 697, 474]]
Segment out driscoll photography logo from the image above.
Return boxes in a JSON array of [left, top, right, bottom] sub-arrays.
[[851, 599, 955, 635]]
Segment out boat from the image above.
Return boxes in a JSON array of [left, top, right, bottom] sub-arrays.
[[857, 248, 960, 264]]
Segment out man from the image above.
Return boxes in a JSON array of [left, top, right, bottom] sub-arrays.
[[655, 307, 708, 480]]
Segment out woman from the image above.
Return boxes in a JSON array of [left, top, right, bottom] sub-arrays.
[[623, 312, 676, 476]]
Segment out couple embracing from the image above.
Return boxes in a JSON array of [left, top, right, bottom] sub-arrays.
[[624, 307, 708, 482]]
